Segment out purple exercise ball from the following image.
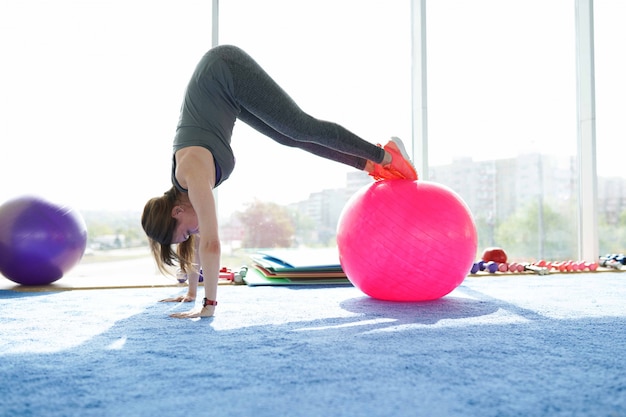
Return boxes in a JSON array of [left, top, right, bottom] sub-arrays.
[[0, 196, 87, 285]]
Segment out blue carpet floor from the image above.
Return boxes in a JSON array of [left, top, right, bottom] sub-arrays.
[[1, 273, 625, 417]]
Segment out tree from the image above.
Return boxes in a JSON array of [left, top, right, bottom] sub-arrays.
[[495, 201, 576, 261], [236, 200, 295, 248], [599, 208, 626, 255], [80, 210, 150, 248], [287, 208, 317, 247]]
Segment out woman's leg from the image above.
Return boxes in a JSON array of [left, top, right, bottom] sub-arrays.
[[215, 45, 386, 168], [237, 107, 368, 170]]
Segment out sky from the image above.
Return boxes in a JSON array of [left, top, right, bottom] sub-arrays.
[[0, 0, 624, 215]]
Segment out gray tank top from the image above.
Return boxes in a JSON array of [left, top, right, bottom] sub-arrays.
[[173, 48, 240, 188]]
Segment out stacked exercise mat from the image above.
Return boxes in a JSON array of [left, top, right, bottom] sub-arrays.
[[244, 248, 350, 286]]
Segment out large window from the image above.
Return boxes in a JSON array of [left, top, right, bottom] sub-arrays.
[[218, 1, 626, 264], [217, 0, 412, 257], [426, 1, 580, 262], [2, 1, 622, 263], [594, 1, 626, 256], [0, 0, 213, 211], [220, 0, 577, 260]]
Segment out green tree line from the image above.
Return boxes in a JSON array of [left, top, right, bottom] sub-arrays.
[[81, 201, 626, 260]]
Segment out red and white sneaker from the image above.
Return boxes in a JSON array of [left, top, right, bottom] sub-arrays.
[[369, 159, 405, 181], [368, 137, 418, 181]]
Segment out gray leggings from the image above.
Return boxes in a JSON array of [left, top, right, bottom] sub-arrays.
[[214, 45, 386, 170]]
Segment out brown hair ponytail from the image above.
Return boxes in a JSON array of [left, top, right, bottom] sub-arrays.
[[141, 187, 196, 275]]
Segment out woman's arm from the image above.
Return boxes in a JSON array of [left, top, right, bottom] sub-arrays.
[[170, 147, 221, 319]]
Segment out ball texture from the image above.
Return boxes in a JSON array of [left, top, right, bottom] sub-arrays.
[[337, 180, 477, 301], [0, 196, 87, 285]]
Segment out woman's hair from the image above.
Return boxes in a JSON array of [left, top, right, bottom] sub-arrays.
[[141, 186, 196, 275]]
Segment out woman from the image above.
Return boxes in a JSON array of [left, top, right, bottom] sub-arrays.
[[142, 45, 417, 319]]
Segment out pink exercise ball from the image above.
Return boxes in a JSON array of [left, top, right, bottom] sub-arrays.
[[337, 180, 477, 301]]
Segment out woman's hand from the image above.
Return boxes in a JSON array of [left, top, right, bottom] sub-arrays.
[[169, 305, 215, 319], [160, 294, 195, 303]]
